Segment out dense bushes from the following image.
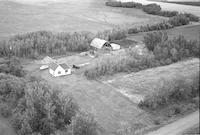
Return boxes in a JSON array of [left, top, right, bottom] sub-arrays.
[[105, 1, 143, 9], [0, 28, 127, 59], [0, 57, 25, 77], [183, 13, 199, 22], [144, 32, 200, 62], [158, 10, 178, 17], [85, 32, 199, 79], [138, 75, 199, 111], [168, 14, 190, 26], [84, 48, 155, 79], [0, 59, 100, 135], [144, 32, 168, 51], [96, 28, 127, 42], [0, 31, 93, 58], [142, 4, 161, 15], [0, 74, 100, 135], [128, 22, 173, 34]]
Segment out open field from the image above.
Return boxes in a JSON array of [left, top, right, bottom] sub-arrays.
[[150, 0, 200, 6], [0, 0, 166, 40], [127, 23, 200, 42], [104, 58, 199, 103]]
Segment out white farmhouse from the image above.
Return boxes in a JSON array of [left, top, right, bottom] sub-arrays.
[[48, 62, 71, 77]]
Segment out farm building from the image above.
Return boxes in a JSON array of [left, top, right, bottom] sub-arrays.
[[90, 38, 120, 51], [48, 62, 71, 77], [41, 56, 56, 64]]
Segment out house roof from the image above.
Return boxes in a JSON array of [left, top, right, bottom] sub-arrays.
[[48, 62, 58, 71], [90, 38, 108, 49], [59, 63, 70, 70]]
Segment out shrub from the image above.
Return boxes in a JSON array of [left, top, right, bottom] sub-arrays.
[[105, 1, 121, 7], [183, 13, 199, 22], [168, 14, 190, 26], [68, 112, 101, 135], [0, 57, 25, 77], [105, 1, 143, 9], [158, 10, 178, 17], [128, 28, 140, 34], [143, 31, 168, 51], [108, 29, 127, 41], [84, 49, 155, 79], [139, 75, 199, 110], [142, 4, 161, 15]]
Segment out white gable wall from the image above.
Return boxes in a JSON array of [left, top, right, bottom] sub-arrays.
[[54, 66, 66, 77], [49, 66, 71, 77]]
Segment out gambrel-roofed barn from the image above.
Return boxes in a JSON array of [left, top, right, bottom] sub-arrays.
[[90, 38, 120, 51]]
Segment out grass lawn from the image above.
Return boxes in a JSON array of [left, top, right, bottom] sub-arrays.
[[0, 0, 166, 40]]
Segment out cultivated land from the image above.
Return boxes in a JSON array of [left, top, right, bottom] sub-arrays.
[[0, 0, 166, 40]]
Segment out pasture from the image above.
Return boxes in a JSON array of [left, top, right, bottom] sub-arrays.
[[0, 0, 165, 40]]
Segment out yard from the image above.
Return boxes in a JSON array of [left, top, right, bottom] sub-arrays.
[[22, 45, 199, 134]]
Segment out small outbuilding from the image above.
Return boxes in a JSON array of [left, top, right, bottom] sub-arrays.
[[90, 38, 120, 51], [41, 56, 56, 64], [48, 62, 71, 77]]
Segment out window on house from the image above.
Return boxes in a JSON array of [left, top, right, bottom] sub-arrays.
[[58, 71, 61, 74]]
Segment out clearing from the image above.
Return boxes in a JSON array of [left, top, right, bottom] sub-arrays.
[[23, 52, 199, 134]]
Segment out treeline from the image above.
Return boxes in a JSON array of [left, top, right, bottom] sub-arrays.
[[0, 58, 101, 135], [105, 1, 199, 22], [0, 29, 126, 59], [84, 32, 199, 79], [138, 74, 199, 118]]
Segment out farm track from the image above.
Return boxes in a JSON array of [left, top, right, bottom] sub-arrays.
[[146, 111, 199, 135]]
